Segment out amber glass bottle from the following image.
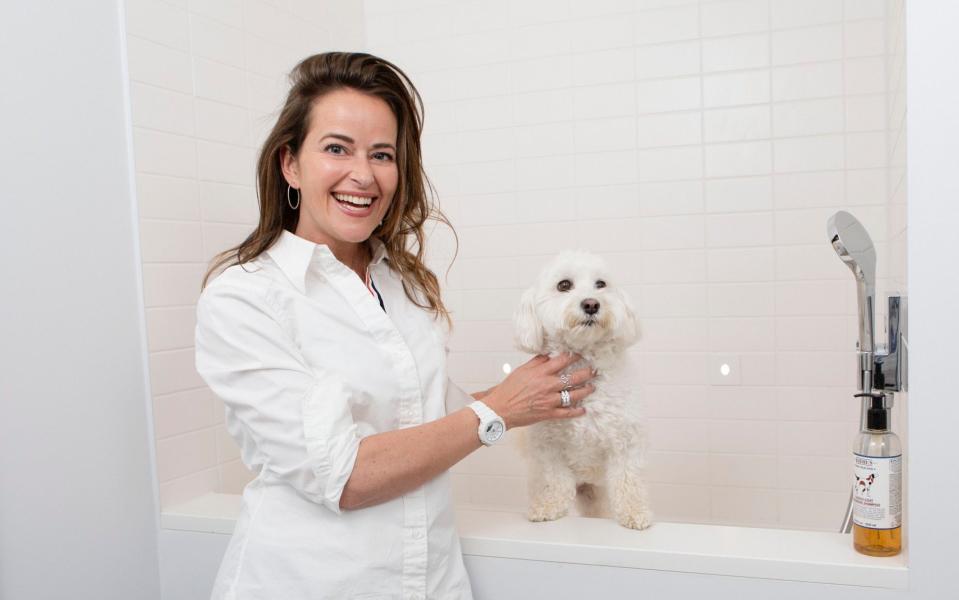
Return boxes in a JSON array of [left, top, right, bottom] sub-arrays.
[[852, 401, 902, 557]]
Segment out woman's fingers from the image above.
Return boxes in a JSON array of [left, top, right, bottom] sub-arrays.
[[553, 384, 594, 408], [551, 366, 594, 392]]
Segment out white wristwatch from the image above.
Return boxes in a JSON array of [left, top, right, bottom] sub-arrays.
[[468, 401, 506, 446]]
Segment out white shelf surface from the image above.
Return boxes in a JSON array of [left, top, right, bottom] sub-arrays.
[[162, 493, 907, 589]]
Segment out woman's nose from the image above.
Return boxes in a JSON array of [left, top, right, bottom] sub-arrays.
[[350, 157, 374, 187]]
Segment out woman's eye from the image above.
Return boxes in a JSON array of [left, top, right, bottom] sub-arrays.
[[372, 151, 394, 162], [557, 280, 572, 292], [324, 143, 347, 155], [595, 280, 607, 289]]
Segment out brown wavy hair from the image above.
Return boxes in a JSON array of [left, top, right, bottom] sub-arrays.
[[202, 52, 454, 324]]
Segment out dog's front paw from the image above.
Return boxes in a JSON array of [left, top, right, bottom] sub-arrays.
[[528, 501, 569, 523], [616, 510, 652, 530]]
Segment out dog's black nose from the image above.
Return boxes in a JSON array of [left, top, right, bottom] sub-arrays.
[[581, 298, 600, 315]]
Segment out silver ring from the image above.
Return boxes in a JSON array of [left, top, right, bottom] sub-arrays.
[[560, 389, 571, 408], [559, 373, 572, 390]]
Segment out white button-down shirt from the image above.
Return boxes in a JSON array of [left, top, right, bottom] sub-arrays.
[[195, 230, 474, 600]]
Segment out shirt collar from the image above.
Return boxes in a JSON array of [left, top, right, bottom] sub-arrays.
[[266, 230, 388, 294]]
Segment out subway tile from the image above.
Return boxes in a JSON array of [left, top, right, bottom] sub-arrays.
[[705, 176, 772, 213], [134, 129, 197, 178], [516, 155, 575, 189], [512, 89, 573, 125], [706, 212, 774, 248], [142, 263, 207, 307], [636, 77, 701, 114], [844, 0, 885, 20], [773, 135, 844, 172], [778, 421, 851, 457], [772, 25, 843, 65], [772, 98, 844, 137], [215, 425, 241, 462], [770, 0, 841, 29], [648, 418, 709, 451], [777, 490, 848, 530], [159, 468, 218, 508], [126, 0, 190, 51], [452, 288, 523, 322], [702, 34, 769, 73], [449, 320, 515, 353], [703, 106, 770, 143], [777, 386, 856, 422], [633, 4, 699, 45], [574, 185, 639, 220], [189, 13, 244, 68], [845, 169, 887, 205], [577, 218, 647, 252], [642, 250, 706, 284], [640, 318, 708, 351], [131, 83, 195, 136], [448, 64, 510, 100], [156, 428, 217, 482], [646, 451, 710, 485], [516, 188, 578, 223], [190, 0, 245, 28], [570, 0, 635, 18], [640, 181, 703, 216], [703, 71, 769, 108], [772, 62, 843, 101], [195, 99, 251, 147], [575, 83, 636, 119], [638, 284, 706, 319], [708, 454, 777, 488], [637, 112, 701, 148], [149, 348, 206, 396], [645, 385, 709, 418], [218, 459, 256, 494], [508, 55, 572, 94], [639, 147, 703, 182], [572, 48, 635, 87], [705, 141, 772, 178], [639, 352, 707, 384], [137, 174, 200, 220], [140, 220, 204, 263], [635, 41, 700, 79], [574, 117, 637, 153], [193, 57, 246, 106], [571, 15, 635, 53], [845, 20, 885, 58], [844, 56, 886, 95], [465, 474, 527, 509], [455, 444, 527, 477], [246, 73, 286, 113], [709, 318, 776, 352], [775, 281, 850, 317], [458, 193, 516, 227], [776, 244, 847, 281], [706, 387, 779, 420], [712, 487, 779, 526], [199, 181, 257, 224], [845, 95, 886, 132], [127, 36, 192, 93], [639, 214, 704, 250], [202, 223, 252, 263], [708, 283, 774, 317], [197, 140, 254, 185], [453, 31, 510, 67], [774, 171, 844, 209], [709, 420, 778, 454], [846, 131, 886, 169], [576, 150, 638, 186], [775, 351, 852, 387], [509, 21, 572, 60], [707, 248, 775, 282], [700, 0, 769, 37], [153, 387, 214, 439], [649, 483, 711, 523], [740, 353, 777, 386], [778, 455, 849, 492], [776, 316, 852, 351], [146, 306, 198, 352]]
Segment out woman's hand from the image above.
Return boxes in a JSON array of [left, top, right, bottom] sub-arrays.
[[482, 353, 595, 429]]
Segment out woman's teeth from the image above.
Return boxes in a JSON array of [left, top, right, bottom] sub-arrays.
[[333, 193, 373, 207]]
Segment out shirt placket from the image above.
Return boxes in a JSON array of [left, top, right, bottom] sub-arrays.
[[315, 253, 429, 600]]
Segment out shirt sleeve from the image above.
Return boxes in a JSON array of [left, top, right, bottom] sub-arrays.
[[195, 280, 360, 514]]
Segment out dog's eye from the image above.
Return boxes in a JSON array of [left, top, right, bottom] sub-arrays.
[[595, 280, 607, 289], [557, 279, 572, 292]]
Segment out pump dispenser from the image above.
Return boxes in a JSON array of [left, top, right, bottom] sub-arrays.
[[852, 393, 902, 556]]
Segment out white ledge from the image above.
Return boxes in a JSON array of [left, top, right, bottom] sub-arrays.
[[162, 493, 907, 590]]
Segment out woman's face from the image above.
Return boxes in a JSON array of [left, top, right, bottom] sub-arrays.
[[282, 88, 398, 259]]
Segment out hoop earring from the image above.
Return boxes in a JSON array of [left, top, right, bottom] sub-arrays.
[[287, 185, 300, 210]]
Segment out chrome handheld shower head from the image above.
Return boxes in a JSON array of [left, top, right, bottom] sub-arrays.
[[827, 211, 877, 355]]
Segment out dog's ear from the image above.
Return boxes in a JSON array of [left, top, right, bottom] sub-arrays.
[[514, 286, 545, 354], [616, 291, 640, 348]]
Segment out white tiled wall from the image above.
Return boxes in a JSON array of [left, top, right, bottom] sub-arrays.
[[364, 0, 907, 530], [124, 0, 365, 507]]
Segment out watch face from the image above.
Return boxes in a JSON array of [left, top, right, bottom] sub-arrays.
[[485, 421, 505, 442]]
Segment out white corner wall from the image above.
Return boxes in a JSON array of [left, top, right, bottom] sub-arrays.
[[0, 1, 161, 599]]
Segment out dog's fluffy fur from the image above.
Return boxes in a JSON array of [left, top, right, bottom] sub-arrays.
[[514, 251, 652, 530]]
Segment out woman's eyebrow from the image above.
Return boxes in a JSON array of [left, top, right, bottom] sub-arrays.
[[321, 132, 396, 151]]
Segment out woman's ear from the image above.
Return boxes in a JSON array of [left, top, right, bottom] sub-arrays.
[[513, 286, 545, 354], [280, 145, 299, 187]]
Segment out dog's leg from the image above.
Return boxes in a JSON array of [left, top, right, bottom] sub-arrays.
[[526, 443, 577, 522], [575, 483, 610, 518], [606, 453, 653, 530]]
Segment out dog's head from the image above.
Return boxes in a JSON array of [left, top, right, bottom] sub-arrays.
[[514, 251, 639, 355]]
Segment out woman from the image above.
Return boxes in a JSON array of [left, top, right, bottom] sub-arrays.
[[196, 52, 595, 600]]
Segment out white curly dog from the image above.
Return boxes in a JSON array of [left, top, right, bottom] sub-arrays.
[[514, 251, 651, 530]]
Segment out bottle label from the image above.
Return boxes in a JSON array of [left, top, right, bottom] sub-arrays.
[[852, 453, 902, 530]]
